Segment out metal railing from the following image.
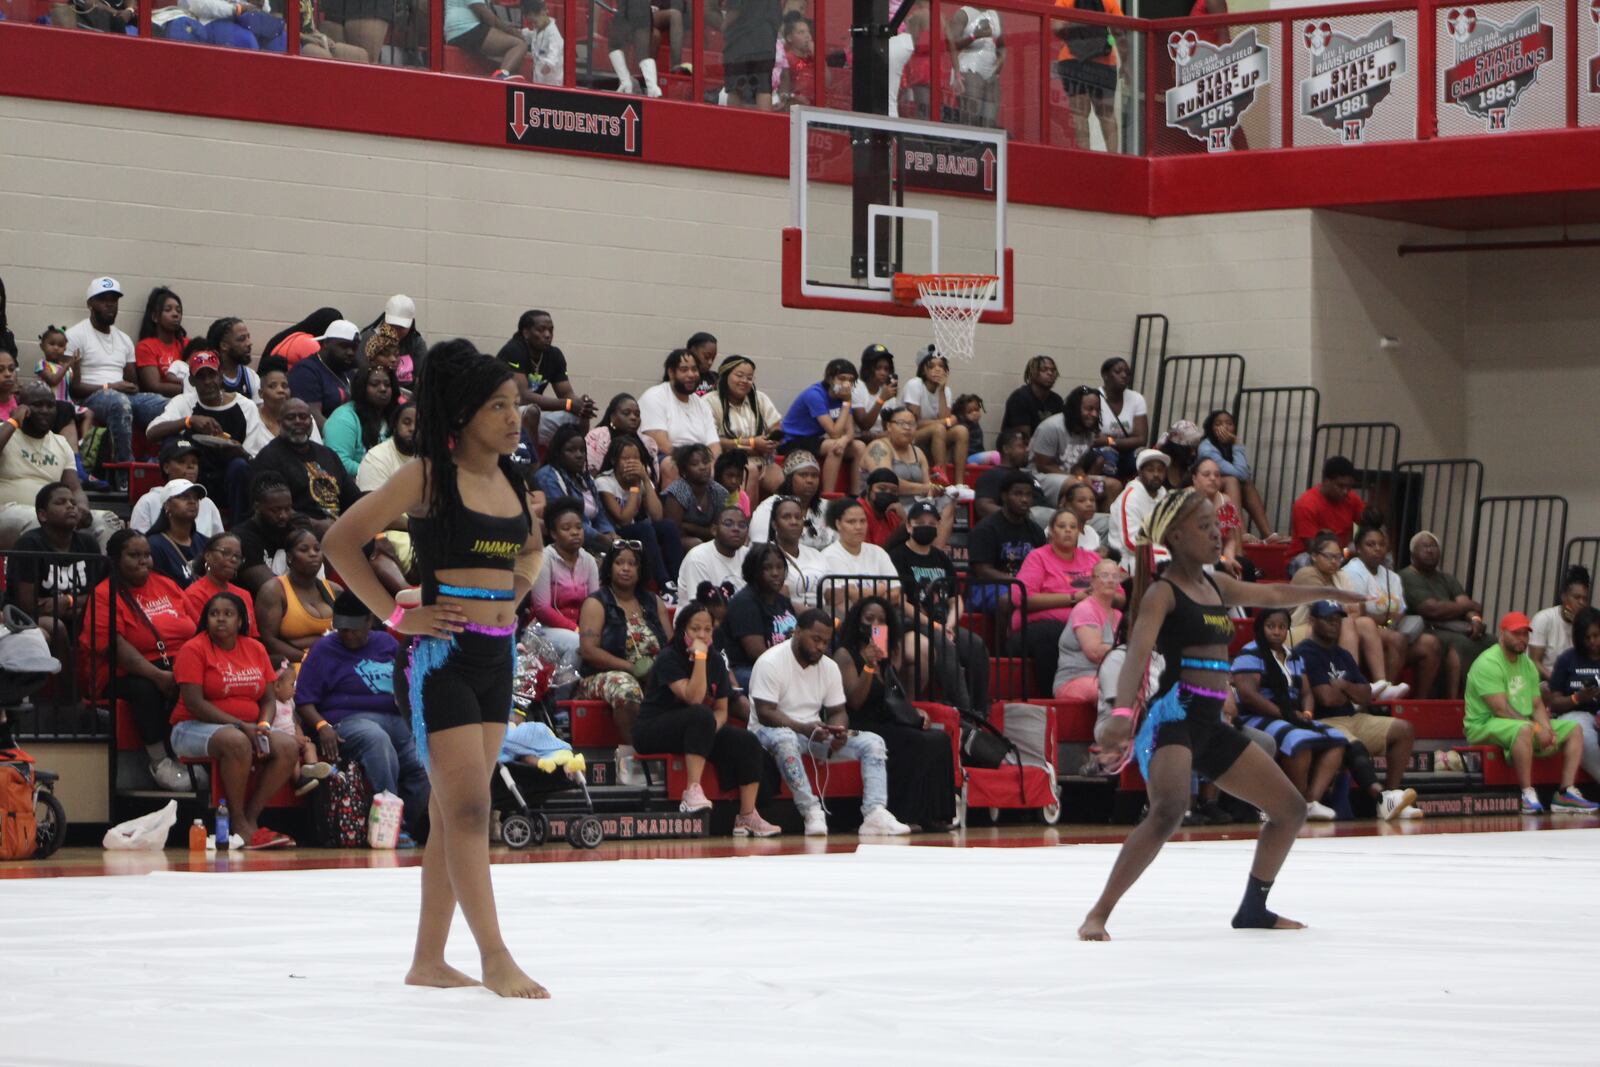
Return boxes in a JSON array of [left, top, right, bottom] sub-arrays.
[[19, 0, 1597, 159], [0, 549, 113, 743], [1467, 495, 1568, 624], [1232, 385, 1318, 535], [1150, 354, 1245, 442], [1128, 313, 1169, 414], [814, 572, 1032, 711], [1391, 459, 1482, 574], [1308, 421, 1400, 519]]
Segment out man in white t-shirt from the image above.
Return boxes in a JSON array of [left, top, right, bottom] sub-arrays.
[[747, 611, 910, 837], [677, 504, 750, 601], [638, 349, 720, 484], [65, 276, 168, 466], [0, 383, 122, 548], [1108, 448, 1170, 561]]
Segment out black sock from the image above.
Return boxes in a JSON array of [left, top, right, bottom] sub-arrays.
[[1231, 874, 1280, 929]]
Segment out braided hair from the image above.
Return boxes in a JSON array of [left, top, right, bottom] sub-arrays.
[[713, 354, 766, 440], [1127, 487, 1203, 632], [1023, 354, 1054, 385], [413, 339, 530, 572], [1062, 384, 1099, 437]]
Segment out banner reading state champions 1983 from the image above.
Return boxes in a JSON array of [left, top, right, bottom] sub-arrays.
[[1165, 28, 1271, 152], [1441, 5, 1555, 131], [1299, 19, 1408, 143]]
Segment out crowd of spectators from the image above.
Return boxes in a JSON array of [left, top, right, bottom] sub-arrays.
[[1, 271, 1594, 841]]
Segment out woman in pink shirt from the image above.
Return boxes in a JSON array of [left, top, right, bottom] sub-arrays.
[[1013, 508, 1100, 695], [531, 497, 600, 670], [1053, 558, 1125, 701]]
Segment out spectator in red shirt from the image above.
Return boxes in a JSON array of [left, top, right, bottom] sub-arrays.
[[776, 12, 815, 107], [1290, 455, 1364, 556], [860, 468, 905, 546], [168, 591, 299, 848], [84, 529, 199, 791], [134, 286, 188, 400]]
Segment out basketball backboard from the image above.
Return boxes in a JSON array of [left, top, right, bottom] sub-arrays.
[[782, 107, 1012, 324]]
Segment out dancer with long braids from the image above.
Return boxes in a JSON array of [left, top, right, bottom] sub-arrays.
[[323, 339, 547, 998], [1078, 488, 1367, 941]]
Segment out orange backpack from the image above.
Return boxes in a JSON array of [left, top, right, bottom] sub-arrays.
[[0, 764, 37, 861]]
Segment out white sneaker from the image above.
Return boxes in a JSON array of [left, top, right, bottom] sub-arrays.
[[1377, 788, 1417, 820], [149, 758, 190, 791], [1306, 800, 1336, 821], [1398, 806, 1424, 819], [801, 808, 829, 836], [859, 806, 911, 836], [1372, 681, 1410, 703]]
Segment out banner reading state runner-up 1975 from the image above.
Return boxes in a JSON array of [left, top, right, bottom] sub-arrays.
[[1164, 26, 1278, 152], [1578, 0, 1600, 127], [1294, 13, 1417, 145], [1435, 2, 1564, 136]]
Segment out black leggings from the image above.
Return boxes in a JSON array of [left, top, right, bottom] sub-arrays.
[[632, 704, 764, 787], [1345, 741, 1380, 793], [113, 674, 177, 747]]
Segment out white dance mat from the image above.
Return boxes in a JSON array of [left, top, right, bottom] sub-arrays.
[[5, 829, 1596, 1065]]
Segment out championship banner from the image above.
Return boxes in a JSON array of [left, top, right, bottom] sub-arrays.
[[1589, 0, 1600, 93], [1300, 19, 1408, 143], [1165, 28, 1271, 152], [1441, 5, 1555, 131]]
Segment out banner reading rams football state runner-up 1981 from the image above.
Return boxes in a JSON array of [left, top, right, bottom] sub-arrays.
[[1165, 28, 1272, 152], [1299, 19, 1408, 143]]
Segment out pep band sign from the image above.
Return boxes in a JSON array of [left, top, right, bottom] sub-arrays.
[[1441, 5, 1555, 131], [1165, 28, 1271, 152], [1299, 19, 1408, 144]]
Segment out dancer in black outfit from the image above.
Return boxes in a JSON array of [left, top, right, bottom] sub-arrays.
[[324, 340, 548, 997], [1078, 488, 1367, 941]]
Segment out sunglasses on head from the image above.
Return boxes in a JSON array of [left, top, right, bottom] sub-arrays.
[[612, 539, 644, 552]]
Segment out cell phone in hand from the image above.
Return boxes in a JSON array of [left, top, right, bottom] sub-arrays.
[[870, 624, 888, 657]]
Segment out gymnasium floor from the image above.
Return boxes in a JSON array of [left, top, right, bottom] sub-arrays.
[[4, 818, 1595, 1065]]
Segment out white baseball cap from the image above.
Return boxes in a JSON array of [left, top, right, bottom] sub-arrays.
[[1135, 448, 1170, 471], [383, 294, 416, 329], [86, 277, 123, 300], [162, 478, 209, 501], [315, 319, 361, 343]]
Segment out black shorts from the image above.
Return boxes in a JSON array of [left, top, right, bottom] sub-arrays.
[[724, 57, 775, 103], [782, 433, 825, 461], [1145, 688, 1252, 781], [323, 0, 395, 23], [448, 21, 491, 50], [402, 629, 516, 735], [1057, 59, 1116, 105]]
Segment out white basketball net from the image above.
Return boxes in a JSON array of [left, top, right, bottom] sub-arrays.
[[917, 275, 997, 363]]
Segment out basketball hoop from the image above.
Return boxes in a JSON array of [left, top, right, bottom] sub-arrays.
[[891, 273, 998, 363]]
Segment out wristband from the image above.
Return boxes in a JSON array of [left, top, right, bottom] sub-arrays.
[[861, 665, 876, 676], [314, 720, 331, 732], [693, 651, 708, 661], [4, 418, 17, 431], [386, 603, 407, 629], [255, 720, 272, 732], [184, 416, 192, 429], [565, 398, 573, 412], [1110, 707, 1135, 719], [628, 485, 640, 494]]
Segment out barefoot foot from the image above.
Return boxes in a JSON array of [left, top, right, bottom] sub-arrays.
[[1269, 914, 1306, 930], [482, 949, 549, 999], [405, 961, 482, 988], [1077, 917, 1111, 941]]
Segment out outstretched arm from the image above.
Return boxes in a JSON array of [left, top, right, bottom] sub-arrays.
[[1212, 572, 1368, 611]]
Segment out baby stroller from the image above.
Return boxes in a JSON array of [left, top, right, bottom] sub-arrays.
[[492, 627, 605, 850], [0, 608, 69, 859]]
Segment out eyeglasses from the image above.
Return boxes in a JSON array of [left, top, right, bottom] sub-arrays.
[[207, 548, 242, 561], [1313, 551, 1342, 562]]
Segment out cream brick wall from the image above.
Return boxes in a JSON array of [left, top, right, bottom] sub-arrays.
[[5, 93, 1589, 546]]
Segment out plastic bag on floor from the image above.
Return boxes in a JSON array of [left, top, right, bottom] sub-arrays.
[[102, 800, 177, 851]]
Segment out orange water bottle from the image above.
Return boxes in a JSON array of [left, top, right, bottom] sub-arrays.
[[188, 819, 206, 851]]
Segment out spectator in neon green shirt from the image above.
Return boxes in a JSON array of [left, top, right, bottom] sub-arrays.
[[1464, 611, 1596, 815]]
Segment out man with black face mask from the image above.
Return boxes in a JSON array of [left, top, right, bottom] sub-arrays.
[[0, 382, 123, 548], [859, 467, 904, 547], [888, 501, 990, 714]]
